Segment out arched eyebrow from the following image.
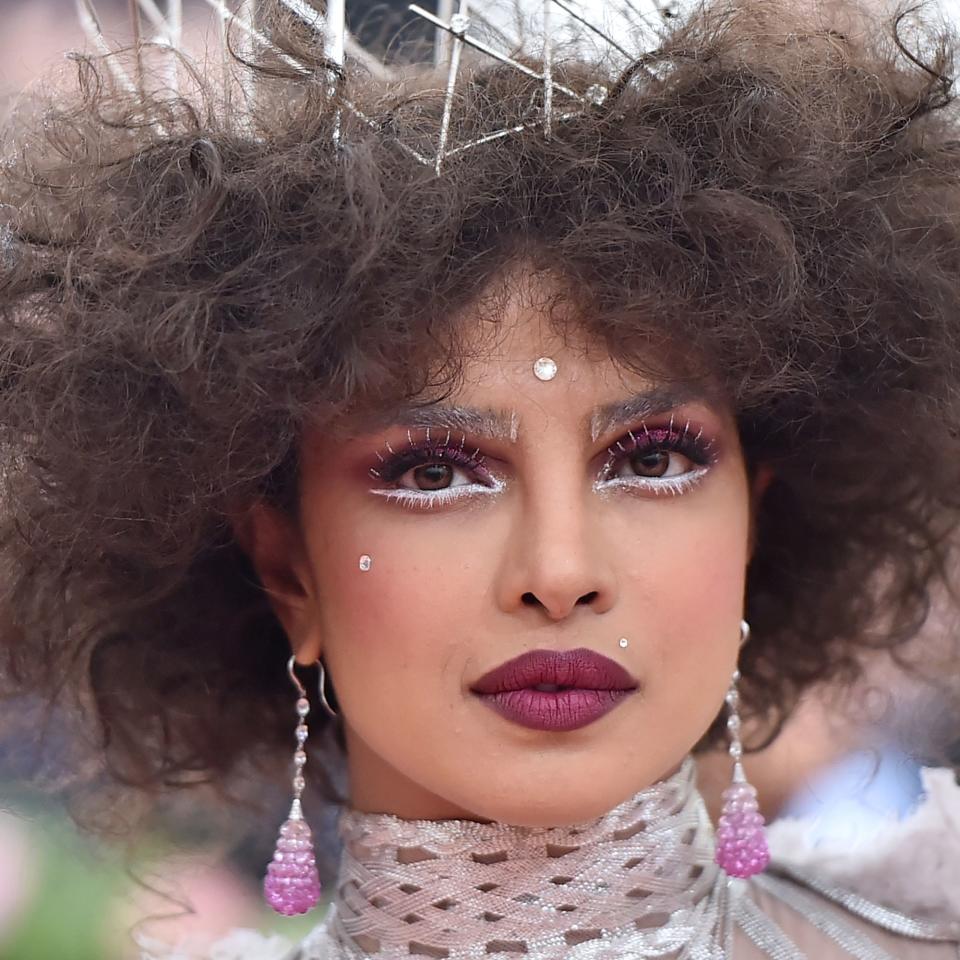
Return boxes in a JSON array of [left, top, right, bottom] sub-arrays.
[[351, 386, 712, 444], [353, 405, 521, 441], [588, 386, 714, 441]]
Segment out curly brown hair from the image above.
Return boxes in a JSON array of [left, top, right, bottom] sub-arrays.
[[1, 0, 959, 828]]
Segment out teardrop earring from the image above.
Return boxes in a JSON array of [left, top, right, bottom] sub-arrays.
[[714, 620, 771, 879], [263, 656, 324, 916]]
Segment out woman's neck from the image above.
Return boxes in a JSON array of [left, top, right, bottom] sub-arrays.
[[317, 757, 724, 958]]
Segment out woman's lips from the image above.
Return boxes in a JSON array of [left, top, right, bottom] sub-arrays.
[[470, 648, 638, 732]]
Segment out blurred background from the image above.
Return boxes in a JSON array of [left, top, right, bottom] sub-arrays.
[[1, 0, 959, 957]]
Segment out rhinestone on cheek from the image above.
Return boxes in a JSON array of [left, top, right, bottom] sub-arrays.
[[533, 357, 558, 381], [359, 555, 372, 572]]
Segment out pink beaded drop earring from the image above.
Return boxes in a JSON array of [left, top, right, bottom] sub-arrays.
[[714, 620, 771, 879], [263, 655, 338, 916]]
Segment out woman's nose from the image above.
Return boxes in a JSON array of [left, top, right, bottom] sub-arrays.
[[520, 587, 600, 618], [495, 485, 618, 622]]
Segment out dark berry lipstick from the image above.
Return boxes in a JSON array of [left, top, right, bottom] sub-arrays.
[[470, 648, 638, 732]]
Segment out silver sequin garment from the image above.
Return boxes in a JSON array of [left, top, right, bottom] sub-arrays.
[[279, 759, 960, 960]]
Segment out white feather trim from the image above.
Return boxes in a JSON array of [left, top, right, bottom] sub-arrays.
[[767, 766, 960, 922]]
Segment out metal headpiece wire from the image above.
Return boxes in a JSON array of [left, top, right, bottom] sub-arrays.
[[74, 0, 681, 174]]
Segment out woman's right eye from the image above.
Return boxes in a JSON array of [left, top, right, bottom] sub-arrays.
[[397, 462, 473, 491], [368, 434, 505, 508]]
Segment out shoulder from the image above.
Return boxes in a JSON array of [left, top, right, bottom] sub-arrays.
[[739, 873, 960, 960], [747, 766, 960, 956], [766, 766, 960, 925]]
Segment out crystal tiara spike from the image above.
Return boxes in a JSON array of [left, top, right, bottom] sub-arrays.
[[74, 0, 678, 173]]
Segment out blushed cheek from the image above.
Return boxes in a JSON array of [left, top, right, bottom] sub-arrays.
[[316, 534, 475, 670], [306, 496, 419, 646], [692, 544, 748, 622], [641, 512, 749, 672], [319, 563, 409, 653]]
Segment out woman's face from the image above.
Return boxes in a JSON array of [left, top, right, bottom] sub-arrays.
[[245, 276, 760, 826]]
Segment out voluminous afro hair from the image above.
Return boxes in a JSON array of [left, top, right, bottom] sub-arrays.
[[1, 0, 959, 823]]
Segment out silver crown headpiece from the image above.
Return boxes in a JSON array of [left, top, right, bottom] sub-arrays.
[[75, 0, 682, 173]]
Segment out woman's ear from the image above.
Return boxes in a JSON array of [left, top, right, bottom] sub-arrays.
[[747, 465, 775, 561], [230, 500, 322, 661]]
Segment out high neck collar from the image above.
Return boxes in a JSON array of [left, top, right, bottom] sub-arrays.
[[318, 758, 723, 959]]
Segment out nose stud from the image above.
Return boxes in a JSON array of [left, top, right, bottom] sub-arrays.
[[359, 555, 372, 571]]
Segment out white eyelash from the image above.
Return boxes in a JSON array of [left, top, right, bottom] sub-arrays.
[[369, 477, 506, 508], [593, 466, 710, 497]]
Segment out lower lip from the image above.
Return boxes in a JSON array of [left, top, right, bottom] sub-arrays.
[[473, 688, 634, 731]]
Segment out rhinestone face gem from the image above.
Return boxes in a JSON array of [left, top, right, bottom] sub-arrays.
[[533, 357, 558, 381], [359, 555, 372, 571], [618, 637, 629, 648]]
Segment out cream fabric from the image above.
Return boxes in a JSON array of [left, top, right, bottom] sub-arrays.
[[734, 885, 958, 960]]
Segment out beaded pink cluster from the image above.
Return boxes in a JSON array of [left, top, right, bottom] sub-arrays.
[[264, 810, 323, 915], [714, 774, 771, 878], [264, 677, 323, 916]]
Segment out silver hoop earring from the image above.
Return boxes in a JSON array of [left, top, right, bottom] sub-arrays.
[[317, 657, 338, 719]]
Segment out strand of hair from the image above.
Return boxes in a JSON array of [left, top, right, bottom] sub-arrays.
[[408, 4, 587, 104], [618, 0, 667, 38], [74, 0, 142, 96], [202, 0, 316, 78], [275, 0, 394, 81], [469, 8, 520, 52], [342, 98, 433, 165], [548, 0, 636, 61]]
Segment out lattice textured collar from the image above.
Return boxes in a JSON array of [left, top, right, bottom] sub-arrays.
[[306, 757, 731, 959], [135, 762, 960, 959], [289, 763, 960, 960]]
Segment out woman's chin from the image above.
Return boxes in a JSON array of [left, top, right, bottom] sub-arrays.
[[442, 773, 665, 828]]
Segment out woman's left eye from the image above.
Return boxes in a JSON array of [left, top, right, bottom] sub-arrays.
[[396, 461, 477, 491], [609, 448, 694, 480], [598, 423, 715, 492]]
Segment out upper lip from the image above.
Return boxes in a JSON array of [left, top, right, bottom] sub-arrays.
[[470, 648, 638, 695]]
